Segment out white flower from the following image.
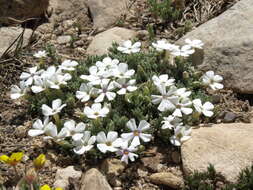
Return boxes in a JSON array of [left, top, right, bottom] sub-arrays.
[[171, 45, 195, 57], [121, 119, 152, 147], [73, 131, 96, 154], [152, 40, 179, 52], [114, 78, 137, 95], [96, 131, 122, 153], [96, 57, 119, 71], [43, 123, 68, 142], [83, 103, 109, 119], [161, 115, 182, 130], [31, 76, 49, 93], [170, 98, 193, 117], [117, 40, 141, 54], [152, 74, 175, 87], [185, 39, 204, 49], [193, 99, 214, 117], [59, 60, 78, 71], [41, 66, 62, 79], [42, 99, 66, 116], [10, 81, 27, 99], [117, 140, 138, 164], [80, 66, 110, 85], [151, 84, 178, 112], [170, 125, 191, 146], [202, 71, 224, 90], [33, 50, 47, 58], [28, 117, 50, 137], [76, 83, 94, 102], [20, 66, 44, 86], [63, 120, 86, 141], [113, 63, 135, 79], [174, 88, 191, 99], [94, 79, 116, 103], [46, 73, 72, 89]]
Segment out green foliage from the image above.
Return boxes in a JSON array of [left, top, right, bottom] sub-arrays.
[[184, 164, 253, 190], [184, 164, 227, 190], [147, 0, 181, 23]]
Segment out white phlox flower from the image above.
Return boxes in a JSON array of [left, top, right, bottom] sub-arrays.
[[43, 123, 68, 142], [96, 57, 119, 72], [28, 117, 50, 137], [151, 84, 178, 112], [41, 66, 62, 80], [20, 66, 44, 86], [31, 76, 49, 93], [185, 39, 204, 49], [33, 50, 47, 58], [42, 99, 66, 116], [152, 40, 179, 52], [10, 81, 28, 99], [117, 40, 141, 54], [121, 119, 152, 147], [59, 60, 78, 71], [192, 99, 214, 117], [96, 131, 123, 153], [73, 131, 96, 154], [161, 115, 182, 130], [46, 73, 72, 89], [94, 79, 116, 103], [80, 66, 110, 85], [76, 83, 94, 102], [83, 103, 109, 119], [202, 71, 224, 90], [117, 140, 138, 164], [171, 45, 195, 57], [63, 120, 86, 141], [170, 125, 191, 146], [170, 98, 193, 117], [113, 63, 135, 79], [174, 88, 191, 100], [152, 74, 175, 87], [114, 78, 137, 95]]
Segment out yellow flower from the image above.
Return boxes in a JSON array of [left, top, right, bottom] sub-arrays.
[[0, 152, 24, 166], [40, 185, 63, 190], [33, 154, 46, 170], [40, 185, 51, 190]]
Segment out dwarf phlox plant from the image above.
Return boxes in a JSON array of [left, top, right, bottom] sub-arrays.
[[10, 38, 223, 164]]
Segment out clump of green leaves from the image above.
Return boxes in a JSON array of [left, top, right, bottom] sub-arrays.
[[184, 164, 253, 190], [147, 0, 181, 23]]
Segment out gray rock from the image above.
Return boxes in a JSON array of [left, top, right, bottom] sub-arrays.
[[0, 27, 33, 56], [0, 0, 49, 25], [177, 0, 253, 94], [181, 123, 253, 182], [100, 158, 126, 177], [54, 166, 82, 190], [87, 0, 128, 30], [223, 112, 237, 123], [149, 172, 183, 189], [80, 168, 112, 190], [57, 35, 72, 44], [86, 27, 137, 56]]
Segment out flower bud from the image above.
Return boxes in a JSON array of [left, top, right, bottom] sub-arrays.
[[33, 154, 46, 171]]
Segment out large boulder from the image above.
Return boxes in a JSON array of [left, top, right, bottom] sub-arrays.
[[86, 0, 128, 30], [0, 0, 49, 25], [0, 27, 33, 56], [177, 0, 253, 94], [86, 27, 137, 56], [181, 123, 253, 183]]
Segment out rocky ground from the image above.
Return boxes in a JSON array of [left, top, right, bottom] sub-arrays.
[[0, 0, 253, 189]]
